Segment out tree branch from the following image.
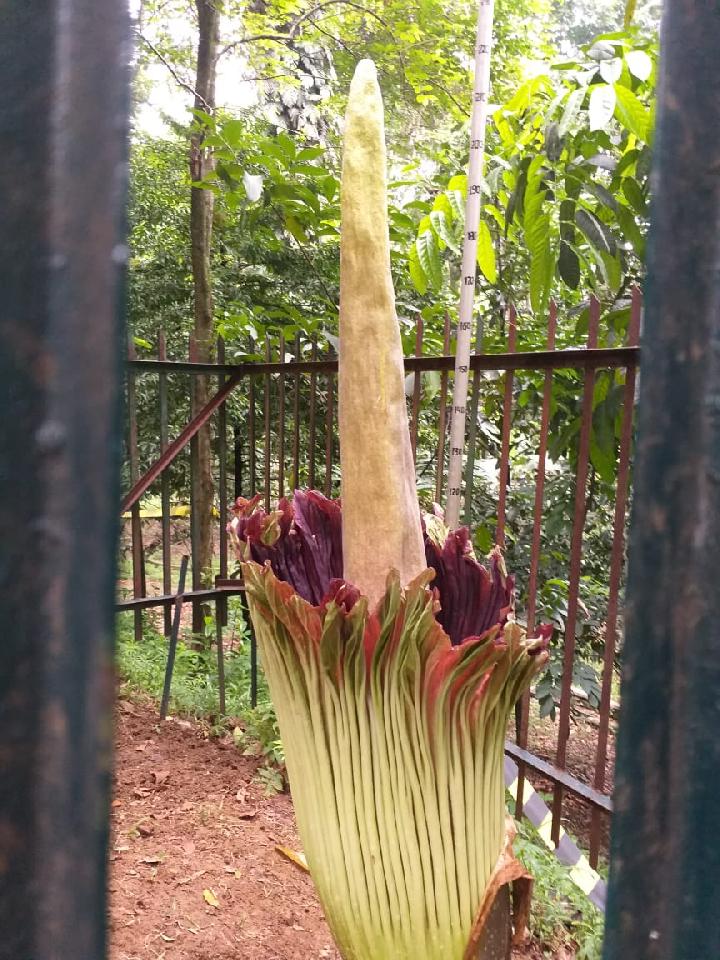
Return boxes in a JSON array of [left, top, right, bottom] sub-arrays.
[[218, 0, 388, 59], [289, 0, 390, 37], [218, 34, 292, 58], [134, 29, 213, 112]]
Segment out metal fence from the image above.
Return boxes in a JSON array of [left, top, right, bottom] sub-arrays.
[[118, 290, 641, 869]]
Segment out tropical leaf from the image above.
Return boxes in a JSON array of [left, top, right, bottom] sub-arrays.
[[525, 177, 552, 312], [408, 242, 428, 295], [559, 198, 576, 242], [625, 49, 652, 81], [476, 221, 497, 284], [447, 173, 467, 198], [621, 177, 647, 215], [588, 40, 617, 62], [616, 205, 645, 258], [614, 83, 651, 141], [432, 192, 453, 218], [558, 241, 580, 289], [545, 122, 563, 162], [297, 146, 325, 161], [220, 119, 245, 148], [430, 210, 459, 251], [285, 214, 308, 244], [559, 86, 585, 136], [416, 229, 442, 289], [447, 189, 465, 222], [588, 84, 616, 131], [576, 207, 616, 255], [585, 180, 619, 212], [599, 58, 622, 84]]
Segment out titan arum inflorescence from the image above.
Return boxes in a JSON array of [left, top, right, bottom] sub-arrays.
[[229, 60, 550, 960]]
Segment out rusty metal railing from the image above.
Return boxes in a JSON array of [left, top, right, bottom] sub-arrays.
[[118, 295, 641, 870]]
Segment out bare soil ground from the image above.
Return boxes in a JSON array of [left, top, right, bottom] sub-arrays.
[[526, 707, 615, 859], [110, 699, 545, 960]]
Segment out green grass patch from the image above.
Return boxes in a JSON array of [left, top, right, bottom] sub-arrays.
[[513, 814, 605, 959]]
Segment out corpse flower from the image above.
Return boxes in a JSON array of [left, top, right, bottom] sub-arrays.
[[230, 60, 550, 960]]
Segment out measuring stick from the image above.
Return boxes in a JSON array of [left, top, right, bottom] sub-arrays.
[[445, 0, 496, 530]]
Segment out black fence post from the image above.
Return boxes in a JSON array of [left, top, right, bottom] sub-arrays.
[[0, 2, 129, 958], [604, 2, 720, 959]]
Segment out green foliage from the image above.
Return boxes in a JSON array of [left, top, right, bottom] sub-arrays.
[[514, 815, 605, 958], [116, 609, 255, 718], [232, 700, 285, 767], [410, 30, 657, 313]]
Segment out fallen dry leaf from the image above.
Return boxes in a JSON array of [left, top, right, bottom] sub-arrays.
[[176, 869, 206, 886], [202, 888, 220, 908], [275, 846, 309, 872], [139, 854, 165, 865]]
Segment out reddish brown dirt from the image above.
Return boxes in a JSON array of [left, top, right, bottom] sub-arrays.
[[110, 700, 552, 960], [110, 698, 341, 960], [525, 705, 616, 860]]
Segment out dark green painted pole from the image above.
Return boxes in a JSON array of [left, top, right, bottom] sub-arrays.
[[604, 3, 720, 959], [0, 2, 128, 958]]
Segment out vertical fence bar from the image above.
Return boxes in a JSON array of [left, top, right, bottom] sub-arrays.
[[160, 555, 190, 720], [189, 333, 203, 633], [217, 336, 228, 571], [435, 312, 453, 503], [588, 289, 642, 867], [410, 316, 424, 461], [324, 368, 335, 498], [515, 301, 557, 818], [248, 336, 256, 496], [604, 2, 720, 951], [463, 314, 485, 526], [0, 0, 128, 950], [551, 297, 600, 845], [308, 336, 318, 489], [293, 334, 301, 491], [243, 589, 258, 709], [264, 336, 271, 511], [277, 334, 285, 499], [233, 425, 242, 499], [495, 306, 517, 548], [217, 337, 228, 627], [215, 595, 227, 717], [158, 331, 172, 636], [127, 337, 145, 642]]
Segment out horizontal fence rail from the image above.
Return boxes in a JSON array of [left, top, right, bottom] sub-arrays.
[[118, 293, 641, 872], [126, 345, 639, 376]]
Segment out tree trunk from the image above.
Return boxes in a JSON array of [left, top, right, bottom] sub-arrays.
[[189, 0, 218, 631]]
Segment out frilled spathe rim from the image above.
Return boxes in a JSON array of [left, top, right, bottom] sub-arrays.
[[229, 490, 526, 648], [242, 558, 551, 725]]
